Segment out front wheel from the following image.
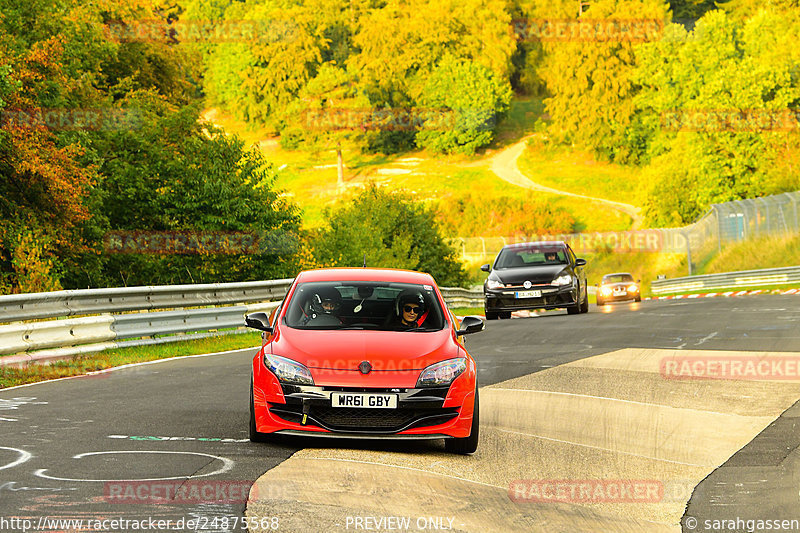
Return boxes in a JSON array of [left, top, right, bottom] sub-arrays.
[[499, 311, 512, 319], [445, 387, 479, 455], [485, 310, 498, 320], [580, 290, 589, 313]]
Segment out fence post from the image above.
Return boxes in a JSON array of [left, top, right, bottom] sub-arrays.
[[685, 229, 693, 276]]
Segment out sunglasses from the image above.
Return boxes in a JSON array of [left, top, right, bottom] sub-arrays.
[[403, 305, 422, 314]]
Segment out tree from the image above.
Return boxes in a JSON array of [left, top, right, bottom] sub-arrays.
[[312, 184, 468, 287], [184, 0, 358, 128], [537, 0, 670, 163], [0, 38, 96, 293], [635, 9, 800, 225], [77, 92, 303, 287], [350, 0, 516, 101], [414, 56, 513, 154], [1, 0, 305, 291], [282, 63, 372, 185]]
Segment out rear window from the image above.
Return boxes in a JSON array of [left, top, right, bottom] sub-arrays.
[[283, 281, 446, 331], [494, 245, 567, 268]]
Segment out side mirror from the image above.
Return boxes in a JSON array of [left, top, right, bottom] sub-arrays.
[[575, 258, 587, 267], [245, 312, 273, 333], [456, 315, 485, 336], [480, 264, 491, 272]]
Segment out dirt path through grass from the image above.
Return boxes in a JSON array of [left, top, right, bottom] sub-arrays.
[[490, 138, 644, 229]]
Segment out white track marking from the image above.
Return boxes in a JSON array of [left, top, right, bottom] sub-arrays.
[[34, 451, 234, 482]]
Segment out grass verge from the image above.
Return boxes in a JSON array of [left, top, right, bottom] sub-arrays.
[[450, 307, 485, 316], [517, 141, 642, 204], [0, 331, 262, 389]]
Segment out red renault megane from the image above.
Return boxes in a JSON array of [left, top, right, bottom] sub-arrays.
[[245, 268, 484, 454]]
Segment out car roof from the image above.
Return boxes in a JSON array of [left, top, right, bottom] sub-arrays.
[[503, 241, 567, 250], [603, 272, 633, 278], [295, 268, 436, 284]]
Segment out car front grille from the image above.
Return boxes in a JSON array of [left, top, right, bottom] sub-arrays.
[[312, 406, 420, 429], [269, 404, 458, 433]]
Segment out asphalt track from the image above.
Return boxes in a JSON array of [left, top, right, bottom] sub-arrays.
[[1, 295, 799, 532]]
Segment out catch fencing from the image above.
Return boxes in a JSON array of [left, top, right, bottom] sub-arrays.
[[452, 191, 800, 276]]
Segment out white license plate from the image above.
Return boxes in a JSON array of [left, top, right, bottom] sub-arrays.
[[331, 393, 398, 409], [515, 290, 541, 298]]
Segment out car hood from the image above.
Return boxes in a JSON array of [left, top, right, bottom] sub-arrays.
[[492, 264, 567, 285], [269, 327, 458, 372]]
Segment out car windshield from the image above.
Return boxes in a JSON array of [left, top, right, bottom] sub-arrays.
[[283, 281, 446, 331], [494, 245, 567, 268], [603, 274, 634, 284]]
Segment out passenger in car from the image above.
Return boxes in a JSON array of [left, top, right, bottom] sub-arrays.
[[385, 290, 427, 330]]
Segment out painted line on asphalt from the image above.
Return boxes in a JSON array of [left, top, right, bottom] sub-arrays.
[[34, 450, 235, 482], [0, 447, 32, 471]]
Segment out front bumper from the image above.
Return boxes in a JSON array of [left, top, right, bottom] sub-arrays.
[[598, 292, 639, 303], [252, 360, 477, 439], [484, 284, 578, 312]]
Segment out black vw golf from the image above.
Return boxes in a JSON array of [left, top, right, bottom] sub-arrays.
[[481, 241, 588, 319]]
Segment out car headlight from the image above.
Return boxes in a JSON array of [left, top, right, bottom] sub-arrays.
[[627, 284, 639, 292], [264, 354, 314, 385], [551, 274, 573, 286], [417, 358, 467, 388], [486, 279, 504, 290], [600, 286, 612, 296]]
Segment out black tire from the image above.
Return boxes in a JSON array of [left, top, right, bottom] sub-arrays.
[[249, 383, 270, 443], [635, 295, 642, 302], [596, 298, 604, 306], [499, 311, 512, 319], [580, 289, 589, 313], [445, 387, 479, 455], [567, 303, 580, 314], [485, 310, 499, 320]]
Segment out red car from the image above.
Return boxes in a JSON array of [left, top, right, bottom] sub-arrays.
[[245, 268, 484, 454]]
